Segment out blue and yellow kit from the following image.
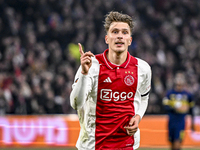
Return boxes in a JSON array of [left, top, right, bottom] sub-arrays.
[[163, 89, 194, 142]]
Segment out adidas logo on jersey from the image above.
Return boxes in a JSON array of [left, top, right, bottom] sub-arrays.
[[103, 77, 112, 83]]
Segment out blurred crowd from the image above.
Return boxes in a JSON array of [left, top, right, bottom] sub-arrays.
[[0, 0, 199, 115]]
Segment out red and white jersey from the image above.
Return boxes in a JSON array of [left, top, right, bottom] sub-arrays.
[[70, 49, 151, 150]]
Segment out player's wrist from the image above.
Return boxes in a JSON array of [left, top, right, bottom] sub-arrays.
[[134, 114, 141, 123]]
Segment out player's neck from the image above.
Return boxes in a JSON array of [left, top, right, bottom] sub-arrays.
[[107, 50, 127, 65]]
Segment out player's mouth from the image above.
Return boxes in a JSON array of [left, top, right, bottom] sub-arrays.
[[115, 42, 124, 47]]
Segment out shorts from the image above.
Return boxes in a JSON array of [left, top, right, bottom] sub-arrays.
[[168, 121, 185, 142]]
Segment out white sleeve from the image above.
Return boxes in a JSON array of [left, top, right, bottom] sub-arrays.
[[136, 95, 149, 120], [136, 59, 152, 119], [70, 66, 93, 110]]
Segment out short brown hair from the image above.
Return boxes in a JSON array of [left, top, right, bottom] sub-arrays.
[[104, 11, 134, 34]]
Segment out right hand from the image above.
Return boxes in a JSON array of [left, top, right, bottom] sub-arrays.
[[78, 43, 94, 75]]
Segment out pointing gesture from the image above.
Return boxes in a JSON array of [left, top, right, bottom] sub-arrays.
[[78, 43, 94, 75]]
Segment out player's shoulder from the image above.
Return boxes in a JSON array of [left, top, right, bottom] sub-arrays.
[[91, 55, 103, 66], [135, 57, 151, 72], [94, 53, 104, 64]]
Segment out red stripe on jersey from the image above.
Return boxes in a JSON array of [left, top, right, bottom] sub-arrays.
[[95, 49, 138, 150]]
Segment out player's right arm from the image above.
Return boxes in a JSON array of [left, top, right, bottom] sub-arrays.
[[70, 43, 94, 110]]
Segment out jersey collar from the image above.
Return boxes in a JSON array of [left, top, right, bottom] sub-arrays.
[[103, 49, 131, 69]]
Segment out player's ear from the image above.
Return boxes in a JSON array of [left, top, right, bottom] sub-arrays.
[[128, 37, 132, 46], [105, 35, 109, 44]]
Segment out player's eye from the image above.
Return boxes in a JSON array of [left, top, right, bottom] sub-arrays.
[[123, 31, 128, 34], [112, 30, 118, 34]]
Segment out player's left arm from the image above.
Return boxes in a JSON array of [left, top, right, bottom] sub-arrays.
[[124, 93, 150, 136], [136, 61, 152, 120], [125, 60, 152, 136]]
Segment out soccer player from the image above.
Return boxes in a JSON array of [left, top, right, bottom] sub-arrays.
[[70, 11, 152, 150], [163, 72, 195, 150]]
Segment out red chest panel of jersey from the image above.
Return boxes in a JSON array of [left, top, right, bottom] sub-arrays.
[[95, 50, 138, 150]]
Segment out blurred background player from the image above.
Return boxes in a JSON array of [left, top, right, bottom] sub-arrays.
[[163, 72, 195, 150]]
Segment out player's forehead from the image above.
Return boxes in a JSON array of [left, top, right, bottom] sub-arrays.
[[109, 22, 130, 31]]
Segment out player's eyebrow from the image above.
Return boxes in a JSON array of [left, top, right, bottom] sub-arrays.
[[112, 28, 129, 31], [111, 28, 130, 34]]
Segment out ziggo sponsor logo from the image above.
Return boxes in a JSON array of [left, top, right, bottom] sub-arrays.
[[100, 89, 133, 101], [0, 117, 68, 145]]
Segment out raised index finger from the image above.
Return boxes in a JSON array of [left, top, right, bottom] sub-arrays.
[[78, 43, 84, 56]]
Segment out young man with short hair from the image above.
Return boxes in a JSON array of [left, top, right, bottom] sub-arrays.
[[70, 11, 152, 150]]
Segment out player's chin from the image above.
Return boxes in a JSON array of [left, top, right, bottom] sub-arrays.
[[114, 47, 126, 53]]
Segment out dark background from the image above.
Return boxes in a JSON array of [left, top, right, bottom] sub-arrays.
[[0, 0, 199, 115]]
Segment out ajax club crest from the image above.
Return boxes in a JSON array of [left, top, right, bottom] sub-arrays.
[[124, 75, 134, 86]]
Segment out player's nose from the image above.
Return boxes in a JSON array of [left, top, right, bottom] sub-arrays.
[[117, 32, 123, 39]]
